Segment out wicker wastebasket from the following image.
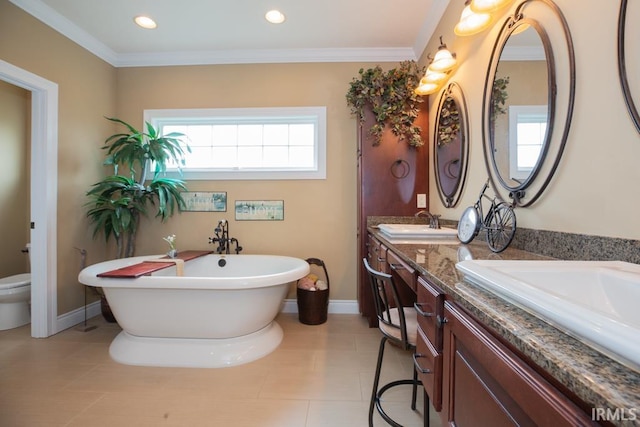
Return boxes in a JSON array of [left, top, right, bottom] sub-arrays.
[[297, 258, 330, 325]]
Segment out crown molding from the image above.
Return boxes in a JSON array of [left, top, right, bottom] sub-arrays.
[[11, 0, 420, 67], [114, 47, 417, 67]]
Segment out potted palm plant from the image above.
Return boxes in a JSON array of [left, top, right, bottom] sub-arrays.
[[86, 117, 190, 258], [86, 117, 190, 321]]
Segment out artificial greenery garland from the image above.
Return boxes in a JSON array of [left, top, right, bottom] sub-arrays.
[[346, 60, 426, 147]]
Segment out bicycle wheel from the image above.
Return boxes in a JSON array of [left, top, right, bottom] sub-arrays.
[[486, 202, 516, 253], [457, 206, 481, 244]]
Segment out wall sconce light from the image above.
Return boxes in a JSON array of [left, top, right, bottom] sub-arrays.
[[470, 0, 513, 13], [428, 37, 458, 72], [455, 0, 492, 36], [414, 81, 442, 96], [414, 39, 458, 96]]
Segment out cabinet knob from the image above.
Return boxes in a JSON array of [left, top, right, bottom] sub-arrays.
[[389, 263, 405, 271], [414, 302, 434, 317], [436, 315, 448, 328], [413, 353, 432, 374]]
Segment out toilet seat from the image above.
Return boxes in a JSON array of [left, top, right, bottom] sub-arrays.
[[0, 273, 31, 290]]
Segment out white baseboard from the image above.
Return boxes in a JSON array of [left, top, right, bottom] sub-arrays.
[[281, 299, 359, 314], [55, 300, 101, 333]]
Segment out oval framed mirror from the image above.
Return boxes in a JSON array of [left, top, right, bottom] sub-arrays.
[[482, 0, 575, 207], [434, 82, 469, 208], [618, 0, 640, 134]]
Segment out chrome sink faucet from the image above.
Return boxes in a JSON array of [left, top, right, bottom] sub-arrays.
[[415, 210, 441, 229]]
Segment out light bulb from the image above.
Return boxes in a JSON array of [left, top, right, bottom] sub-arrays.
[[470, 0, 513, 14], [454, 4, 492, 36], [265, 10, 286, 24], [134, 15, 157, 29]]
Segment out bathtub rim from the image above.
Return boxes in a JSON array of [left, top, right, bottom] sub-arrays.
[[79, 254, 310, 290]]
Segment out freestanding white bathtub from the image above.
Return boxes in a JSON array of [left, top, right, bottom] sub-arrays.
[[78, 253, 309, 368]]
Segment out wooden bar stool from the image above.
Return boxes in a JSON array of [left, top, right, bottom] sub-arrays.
[[363, 258, 429, 427]]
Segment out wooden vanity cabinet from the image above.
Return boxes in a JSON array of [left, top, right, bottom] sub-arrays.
[[440, 301, 598, 427], [414, 276, 445, 412]]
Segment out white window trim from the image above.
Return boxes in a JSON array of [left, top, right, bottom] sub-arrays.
[[144, 107, 327, 180]]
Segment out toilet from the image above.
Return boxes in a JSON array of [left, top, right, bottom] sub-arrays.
[[0, 245, 31, 331]]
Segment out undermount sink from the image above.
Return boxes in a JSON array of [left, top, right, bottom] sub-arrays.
[[455, 260, 640, 371], [378, 224, 460, 245]]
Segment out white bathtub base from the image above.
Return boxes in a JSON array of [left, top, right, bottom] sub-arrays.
[[109, 321, 284, 368]]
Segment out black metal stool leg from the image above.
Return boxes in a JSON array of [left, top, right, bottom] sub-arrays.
[[411, 366, 418, 410], [424, 389, 430, 427], [369, 336, 388, 427]]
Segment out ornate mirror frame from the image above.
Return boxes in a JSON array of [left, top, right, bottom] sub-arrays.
[[434, 82, 469, 208], [618, 0, 640, 134], [482, 0, 575, 207]]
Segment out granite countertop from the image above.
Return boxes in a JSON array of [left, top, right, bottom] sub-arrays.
[[368, 226, 640, 427]]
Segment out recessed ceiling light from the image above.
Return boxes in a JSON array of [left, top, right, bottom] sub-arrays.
[[134, 15, 157, 29], [265, 10, 285, 24]]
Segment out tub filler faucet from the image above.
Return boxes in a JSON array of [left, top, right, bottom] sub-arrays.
[[415, 210, 441, 229], [209, 220, 243, 254]]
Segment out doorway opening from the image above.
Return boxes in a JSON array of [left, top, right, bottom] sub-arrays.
[[0, 60, 58, 338]]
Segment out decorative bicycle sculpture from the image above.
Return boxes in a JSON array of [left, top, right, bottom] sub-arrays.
[[457, 179, 517, 253]]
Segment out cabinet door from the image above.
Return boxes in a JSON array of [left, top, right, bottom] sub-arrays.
[[441, 301, 598, 427]]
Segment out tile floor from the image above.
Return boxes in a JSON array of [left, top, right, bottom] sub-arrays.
[[0, 313, 441, 427]]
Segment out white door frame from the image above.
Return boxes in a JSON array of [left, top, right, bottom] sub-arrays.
[[0, 60, 57, 338]]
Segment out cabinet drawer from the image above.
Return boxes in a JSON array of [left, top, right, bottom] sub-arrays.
[[415, 326, 442, 412], [415, 276, 444, 351], [367, 235, 387, 272], [387, 250, 416, 291]]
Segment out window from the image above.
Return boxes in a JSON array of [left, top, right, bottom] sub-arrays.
[[144, 107, 326, 180], [508, 105, 547, 181]]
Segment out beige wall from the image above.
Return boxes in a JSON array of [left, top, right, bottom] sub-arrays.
[[115, 63, 378, 299], [423, 1, 640, 240], [0, 0, 117, 314], [0, 80, 30, 275]]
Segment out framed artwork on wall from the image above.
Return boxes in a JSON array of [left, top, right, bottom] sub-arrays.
[[181, 191, 227, 212], [235, 200, 284, 221]]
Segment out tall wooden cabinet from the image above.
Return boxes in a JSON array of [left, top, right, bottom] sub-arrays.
[[357, 103, 429, 326]]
